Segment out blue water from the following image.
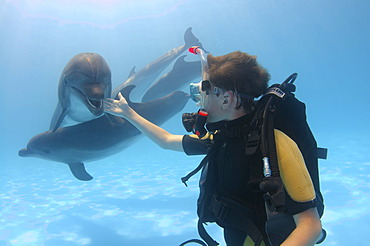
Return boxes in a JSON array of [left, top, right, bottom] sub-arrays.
[[1, 0, 370, 245]]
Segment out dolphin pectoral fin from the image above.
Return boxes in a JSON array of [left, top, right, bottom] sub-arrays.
[[68, 162, 93, 181], [50, 103, 67, 132]]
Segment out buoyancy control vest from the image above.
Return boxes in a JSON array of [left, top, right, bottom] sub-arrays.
[[180, 73, 327, 246], [254, 73, 325, 216]]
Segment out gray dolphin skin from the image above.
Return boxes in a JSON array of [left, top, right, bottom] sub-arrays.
[[141, 55, 201, 102], [20, 27, 204, 181], [112, 27, 204, 101], [50, 53, 112, 131], [19, 86, 189, 181]]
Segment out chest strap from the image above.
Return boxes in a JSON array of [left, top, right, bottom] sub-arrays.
[[208, 195, 270, 246]]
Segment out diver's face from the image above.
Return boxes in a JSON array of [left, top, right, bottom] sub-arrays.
[[203, 84, 227, 123]]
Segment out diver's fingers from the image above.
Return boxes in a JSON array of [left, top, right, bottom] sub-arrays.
[[103, 102, 113, 111], [104, 100, 117, 109], [103, 103, 111, 110], [117, 92, 129, 105], [104, 98, 115, 103]]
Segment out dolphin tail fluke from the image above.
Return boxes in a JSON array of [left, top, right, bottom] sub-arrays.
[[50, 103, 67, 132], [184, 27, 209, 53], [68, 162, 93, 181]]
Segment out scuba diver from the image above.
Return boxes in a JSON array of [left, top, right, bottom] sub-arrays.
[[104, 47, 325, 246]]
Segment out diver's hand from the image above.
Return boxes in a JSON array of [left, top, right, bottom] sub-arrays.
[[103, 92, 132, 118]]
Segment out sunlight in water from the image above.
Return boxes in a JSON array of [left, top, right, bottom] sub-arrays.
[[5, 0, 186, 28]]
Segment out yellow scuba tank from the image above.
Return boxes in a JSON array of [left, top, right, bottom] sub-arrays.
[[274, 129, 316, 202]]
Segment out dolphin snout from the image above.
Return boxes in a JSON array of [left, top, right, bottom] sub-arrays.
[[18, 148, 32, 157]]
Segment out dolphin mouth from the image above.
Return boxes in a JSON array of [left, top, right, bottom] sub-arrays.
[[86, 97, 103, 109], [72, 86, 103, 111]]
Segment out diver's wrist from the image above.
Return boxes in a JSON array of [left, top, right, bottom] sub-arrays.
[[121, 106, 136, 119]]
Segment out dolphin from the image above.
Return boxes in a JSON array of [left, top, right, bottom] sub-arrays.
[[50, 53, 112, 131], [112, 27, 204, 101], [141, 55, 201, 102], [19, 85, 189, 181]]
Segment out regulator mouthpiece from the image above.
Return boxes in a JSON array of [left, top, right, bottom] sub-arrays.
[[182, 109, 208, 138]]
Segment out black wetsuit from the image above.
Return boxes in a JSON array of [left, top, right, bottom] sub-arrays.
[[182, 114, 322, 245]]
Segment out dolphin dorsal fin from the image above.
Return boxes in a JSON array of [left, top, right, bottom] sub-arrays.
[[128, 66, 136, 79], [117, 85, 136, 104], [172, 55, 189, 71]]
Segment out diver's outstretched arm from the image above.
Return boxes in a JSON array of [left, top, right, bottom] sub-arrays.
[[104, 92, 184, 152]]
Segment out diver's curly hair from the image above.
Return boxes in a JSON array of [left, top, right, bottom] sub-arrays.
[[207, 51, 270, 112]]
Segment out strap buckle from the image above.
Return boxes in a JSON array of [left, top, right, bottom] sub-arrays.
[[265, 86, 286, 98], [210, 197, 229, 221]]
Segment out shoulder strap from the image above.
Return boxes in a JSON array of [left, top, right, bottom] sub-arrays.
[[181, 154, 210, 187], [259, 74, 294, 180], [258, 74, 298, 213], [259, 73, 328, 180], [181, 139, 222, 186]]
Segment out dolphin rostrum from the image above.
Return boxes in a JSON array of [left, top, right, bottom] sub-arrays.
[[50, 53, 112, 131], [19, 86, 189, 181]]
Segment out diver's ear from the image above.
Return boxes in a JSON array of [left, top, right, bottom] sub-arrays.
[[221, 91, 234, 110]]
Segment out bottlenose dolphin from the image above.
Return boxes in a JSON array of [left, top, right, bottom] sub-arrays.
[[50, 53, 112, 131], [112, 27, 204, 101], [141, 55, 201, 102], [19, 86, 189, 181], [49, 27, 202, 131]]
